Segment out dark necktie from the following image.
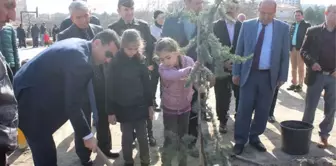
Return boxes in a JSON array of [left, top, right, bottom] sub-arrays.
[[252, 24, 267, 70]]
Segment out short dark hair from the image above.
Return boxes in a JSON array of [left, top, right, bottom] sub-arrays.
[[154, 10, 164, 19], [118, 0, 134, 8], [294, 10, 303, 15], [93, 29, 121, 49]]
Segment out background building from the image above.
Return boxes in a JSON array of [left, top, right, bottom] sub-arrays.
[[16, 0, 28, 21], [280, 0, 301, 7]]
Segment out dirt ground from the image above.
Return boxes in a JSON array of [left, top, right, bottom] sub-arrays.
[[9, 48, 336, 166]]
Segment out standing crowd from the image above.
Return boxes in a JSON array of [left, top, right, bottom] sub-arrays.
[[0, 0, 335, 166]]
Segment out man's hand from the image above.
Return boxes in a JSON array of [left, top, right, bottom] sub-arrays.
[[232, 76, 240, 85], [84, 137, 97, 152], [224, 60, 233, 71], [331, 71, 336, 78], [148, 65, 154, 71], [277, 81, 285, 87], [149, 106, 154, 120], [312, 63, 322, 71], [108, 115, 117, 125]]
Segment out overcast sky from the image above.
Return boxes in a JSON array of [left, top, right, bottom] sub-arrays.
[[26, 0, 334, 14]]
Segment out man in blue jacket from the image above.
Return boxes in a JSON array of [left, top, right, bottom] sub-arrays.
[[14, 29, 120, 166]]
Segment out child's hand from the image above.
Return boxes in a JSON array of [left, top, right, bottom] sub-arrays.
[[180, 76, 188, 81], [148, 65, 154, 71], [149, 107, 154, 120], [108, 115, 117, 125], [195, 61, 201, 68]]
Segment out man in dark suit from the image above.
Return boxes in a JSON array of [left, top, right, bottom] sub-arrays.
[[108, 0, 157, 147], [301, 4, 336, 149], [287, 9, 311, 92], [232, 0, 289, 155], [58, 0, 120, 159], [213, 1, 241, 134], [59, 0, 100, 32], [14, 30, 120, 166]]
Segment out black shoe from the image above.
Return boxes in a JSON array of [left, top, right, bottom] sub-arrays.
[[149, 136, 157, 147], [287, 84, 297, 91], [294, 85, 303, 92], [103, 151, 120, 158], [81, 160, 93, 166], [249, 142, 266, 152], [124, 163, 134, 166], [268, 116, 275, 123], [233, 144, 244, 155], [219, 123, 227, 134]]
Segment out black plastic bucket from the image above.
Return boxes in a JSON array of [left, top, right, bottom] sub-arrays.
[[280, 120, 314, 155]]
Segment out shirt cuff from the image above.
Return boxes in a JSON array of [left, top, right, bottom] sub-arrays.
[[82, 133, 94, 140]]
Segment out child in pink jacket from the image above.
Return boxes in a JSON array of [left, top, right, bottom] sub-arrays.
[[156, 37, 199, 166]]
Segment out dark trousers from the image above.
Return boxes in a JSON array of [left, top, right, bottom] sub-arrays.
[[0, 147, 8, 166], [188, 87, 200, 148], [18, 38, 26, 48], [150, 68, 160, 102], [18, 89, 92, 166], [162, 112, 190, 166], [214, 76, 240, 125], [132, 119, 153, 141], [188, 111, 198, 148], [234, 70, 276, 145], [121, 120, 150, 165], [33, 37, 39, 47], [269, 87, 279, 117], [96, 107, 112, 153]]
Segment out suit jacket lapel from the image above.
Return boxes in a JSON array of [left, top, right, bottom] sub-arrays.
[[233, 21, 240, 46], [222, 20, 231, 46], [251, 19, 259, 49], [271, 20, 278, 52], [179, 16, 189, 45], [88, 24, 95, 36]]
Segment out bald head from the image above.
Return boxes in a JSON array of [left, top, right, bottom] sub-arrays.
[[0, 0, 16, 28], [258, 0, 277, 24], [259, 0, 277, 9], [237, 13, 246, 22]]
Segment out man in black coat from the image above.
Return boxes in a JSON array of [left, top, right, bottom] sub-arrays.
[[301, 4, 336, 149], [58, 0, 120, 160], [108, 0, 157, 147], [31, 24, 39, 47], [17, 24, 26, 48], [14, 30, 120, 166], [52, 24, 59, 42], [0, 1, 18, 165], [39, 22, 46, 46], [213, 2, 241, 134], [59, 0, 100, 32]]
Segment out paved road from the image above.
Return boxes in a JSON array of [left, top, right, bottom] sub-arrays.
[[18, 47, 46, 63], [9, 47, 336, 166]]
